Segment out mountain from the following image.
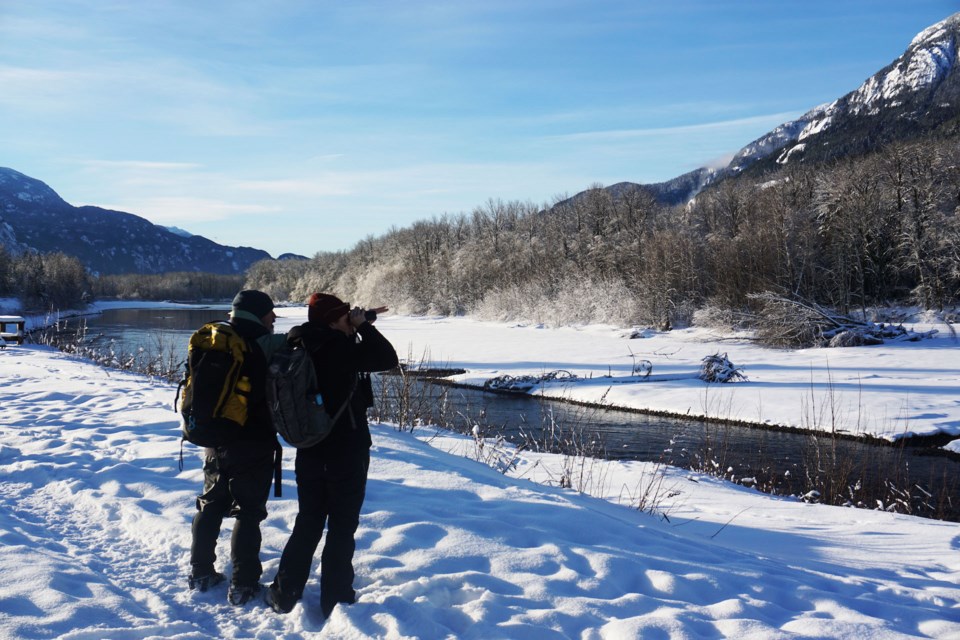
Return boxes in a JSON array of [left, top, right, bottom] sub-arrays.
[[728, 12, 960, 175], [551, 167, 719, 214], [580, 12, 960, 207], [0, 168, 272, 275], [638, 167, 719, 206]]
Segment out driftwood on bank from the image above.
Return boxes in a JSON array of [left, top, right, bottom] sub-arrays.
[[484, 370, 580, 392], [748, 293, 938, 348]]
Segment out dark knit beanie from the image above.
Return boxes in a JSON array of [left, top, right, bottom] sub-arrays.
[[308, 293, 349, 325], [231, 290, 275, 319]]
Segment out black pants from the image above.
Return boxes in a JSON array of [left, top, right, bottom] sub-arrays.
[[272, 449, 370, 609], [190, 442, 275, 587]]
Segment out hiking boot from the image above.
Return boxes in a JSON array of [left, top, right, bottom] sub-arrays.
[[321, 589, 356, 618], [321, 599, 336, 618], [265, 584, 296, 614], [227, 583, 261, 606], [188, 571, 226, 592]]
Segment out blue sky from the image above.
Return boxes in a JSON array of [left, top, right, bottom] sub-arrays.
[[1, 1, 956, 258]]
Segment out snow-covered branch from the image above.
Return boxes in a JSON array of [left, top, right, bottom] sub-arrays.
[[749, 292, 937, 348]]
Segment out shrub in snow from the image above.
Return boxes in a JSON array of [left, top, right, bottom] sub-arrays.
[[698, 353, 747, 383], [632, 359, 653, 378], [471, 427, 518, 474], [692, 305, 753, 331]]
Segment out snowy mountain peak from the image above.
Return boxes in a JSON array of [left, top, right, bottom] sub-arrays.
[[911, 12, 960, 49], [849, 12, 958, 113], [723, 12, 960, 176], [0, 167, 69, 210]]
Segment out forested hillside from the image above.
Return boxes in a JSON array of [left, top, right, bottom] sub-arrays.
[[247, 138, 959, 327]]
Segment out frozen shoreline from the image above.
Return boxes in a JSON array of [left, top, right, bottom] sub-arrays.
[[8, 299, 960, 452], [333, 313, 960, 451], [426, 375, 960, 450]]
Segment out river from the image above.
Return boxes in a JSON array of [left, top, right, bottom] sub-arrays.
[[79, 307, 960, 520]]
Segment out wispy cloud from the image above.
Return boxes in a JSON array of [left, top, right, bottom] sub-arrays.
[[101, 196, 277, 224], [79, 160, 203, 172], [0, 65, 91, 109], [236, 179, 352, 198], [702, 153, 737, 170], [541, 112, 802, 143]]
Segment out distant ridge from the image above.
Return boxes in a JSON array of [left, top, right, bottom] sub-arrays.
[[0, 167, 272, 275]]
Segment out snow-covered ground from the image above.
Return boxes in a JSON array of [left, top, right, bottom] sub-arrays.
[[1, 309, 958, 639]]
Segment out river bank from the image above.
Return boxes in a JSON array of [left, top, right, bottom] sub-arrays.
[[425, 375, 960, 451], [334, 312, 960, 453], [11, 299, 960, 453]]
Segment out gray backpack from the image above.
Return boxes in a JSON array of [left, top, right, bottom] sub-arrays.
[[266, 343, 351, 448]]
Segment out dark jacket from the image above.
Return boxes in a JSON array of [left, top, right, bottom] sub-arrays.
[[289, 321, 398, 457], [228, 316, 279, 444]]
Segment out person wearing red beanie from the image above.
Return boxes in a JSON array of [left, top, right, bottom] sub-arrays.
[[266, 293, 396, 618], [306, 293, 350, 326]]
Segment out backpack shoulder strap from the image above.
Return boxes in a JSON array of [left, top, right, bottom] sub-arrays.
[[329, 376, 358, 429], [296, 327, 357, 428]]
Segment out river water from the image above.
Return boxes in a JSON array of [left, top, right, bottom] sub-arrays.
[[79, 307, 959, 520], [79, 306, 232, 360]]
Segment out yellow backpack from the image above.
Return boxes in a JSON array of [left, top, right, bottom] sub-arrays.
[[175, 322, 252, 447]]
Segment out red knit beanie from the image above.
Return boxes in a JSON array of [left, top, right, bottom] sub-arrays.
[[308, 293, 349, 325]]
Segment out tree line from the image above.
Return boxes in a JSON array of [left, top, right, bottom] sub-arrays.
[[247, 137, 959, 327], [0, 244, 243, 312], [2, 136, 955, 324], [93, 272, 245, 302], [0, 248, 92, 310]]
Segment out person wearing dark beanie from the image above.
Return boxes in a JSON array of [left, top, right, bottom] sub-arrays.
[[231, 290, 277, 332], [266, 293, 397, 618], [187, 288, 281, 606]]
